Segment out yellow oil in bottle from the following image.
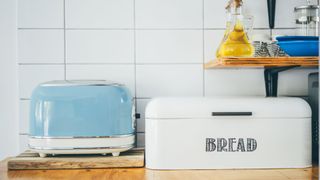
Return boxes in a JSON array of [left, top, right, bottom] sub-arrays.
[[216, 21, 254, 58]]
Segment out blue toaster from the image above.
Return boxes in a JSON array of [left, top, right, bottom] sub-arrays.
[[28, 80, 135, 157]]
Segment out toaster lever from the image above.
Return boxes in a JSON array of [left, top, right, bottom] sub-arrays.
[[135, 113, 141, 119], [211, 112, 252, 116]]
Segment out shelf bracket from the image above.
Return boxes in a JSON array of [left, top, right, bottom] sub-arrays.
[[264, 66, 299, 97]]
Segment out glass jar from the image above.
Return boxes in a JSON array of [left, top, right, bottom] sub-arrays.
[[294, 5, 319, 36], [216, 0, 255, 58]]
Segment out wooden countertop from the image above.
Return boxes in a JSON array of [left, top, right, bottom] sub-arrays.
[[0, 158, 318, 180], [0, 160, 318, 180]]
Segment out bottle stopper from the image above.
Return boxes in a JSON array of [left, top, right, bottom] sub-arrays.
[[226, 0, 243, 9]]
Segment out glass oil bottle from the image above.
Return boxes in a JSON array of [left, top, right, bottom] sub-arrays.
[[216, 0, 255, 58]]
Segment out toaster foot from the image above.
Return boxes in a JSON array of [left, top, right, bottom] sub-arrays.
[[39, 153, 47, 158], [112, 152, 120, 157]]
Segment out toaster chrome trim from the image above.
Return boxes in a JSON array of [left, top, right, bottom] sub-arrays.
[[28, 144, 134, 150], [39, 80, 124, 87], [29, 133, 135, 139]]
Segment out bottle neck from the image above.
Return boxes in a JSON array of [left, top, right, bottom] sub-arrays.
[[225, 0, 243, 26], [231, 6, 242, 15]]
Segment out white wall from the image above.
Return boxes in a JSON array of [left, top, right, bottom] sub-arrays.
[[0, 0, 19, 160], [17, 0, 318, 151]]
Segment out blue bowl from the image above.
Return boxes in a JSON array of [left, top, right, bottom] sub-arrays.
[[276, 36, 319, 41], [277, 40, 319, 56]]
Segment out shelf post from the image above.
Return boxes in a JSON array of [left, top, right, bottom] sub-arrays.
[[264, 66, 299, 97]]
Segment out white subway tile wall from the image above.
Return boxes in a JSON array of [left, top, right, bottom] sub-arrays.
[[243, 0, 269, 28], [18, 0, 64, 28], [19, 135, 29, 153], [66, 64, 136, 94], [17, 0, 318, 150], [18, 30, 64, 63], [136, 64, 203, 98], [135, 0, 203, 28], [136, 99, 151, 133], [66, 30, 134, 63], [204, 69, 266, 96], [203, 0, 226, 29], [136, 133, 145, 148], [19, 65, 65, 98], [278, 69, 316, 96], [136, 30, 203, 63], [19, 100, 29, 134], [272, 28, 296, 38], [204, 30, 226, 62], [66, 0, 134, 29]]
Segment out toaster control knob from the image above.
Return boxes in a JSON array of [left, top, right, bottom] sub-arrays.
[[135, 113, 141, 119]]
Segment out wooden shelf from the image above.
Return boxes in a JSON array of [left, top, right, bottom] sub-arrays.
[[205, 57, 319, 69], [204, 56, 319, 97]]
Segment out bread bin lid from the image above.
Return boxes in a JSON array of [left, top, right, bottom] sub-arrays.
[[145, 97, 311, 119], [40, 80, 124, 87]]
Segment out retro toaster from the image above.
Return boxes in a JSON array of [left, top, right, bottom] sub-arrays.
[[28, 80, 135, 157]]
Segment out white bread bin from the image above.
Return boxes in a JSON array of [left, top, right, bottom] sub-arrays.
[[145, 97, 311, 169]]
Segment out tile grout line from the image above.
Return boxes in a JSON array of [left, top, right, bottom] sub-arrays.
[[17, 27, 292, 30], [19, 98, 30, 100], [19, 133, 29, 136], [133, 0, 137, 99], [63, 0, 67, 80], [19, 97, 153, 101], [202, 0, 205, 97], [133, 0, 138, 147], [18, 28, 65, 30], [16, 2, 22, 139], [18, 62, 205, 65], [18, 63, 65, 65]]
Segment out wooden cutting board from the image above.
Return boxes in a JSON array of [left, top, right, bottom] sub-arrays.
[[7, 148, 144, 170]]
